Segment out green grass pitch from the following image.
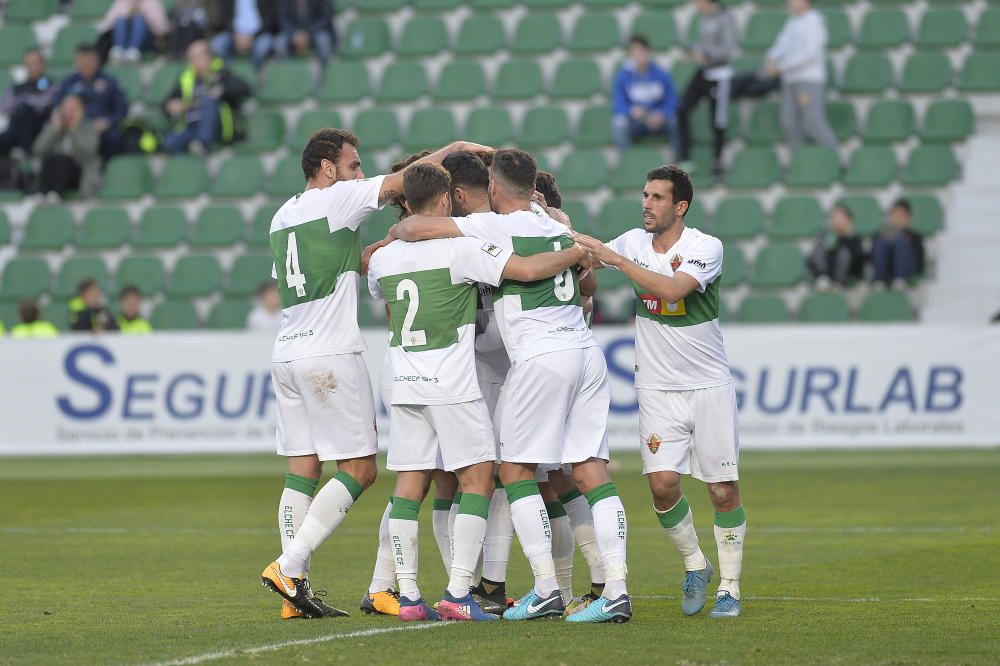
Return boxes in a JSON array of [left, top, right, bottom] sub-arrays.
[[1, 449, 997, 665]]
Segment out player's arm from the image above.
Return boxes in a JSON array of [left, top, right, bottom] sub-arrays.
[[378, 141, 493, 206], [574, 233, 700, 305], [578, 266, 597, 297], [501, 244, 586, 282], [391, 215, 464, 241]]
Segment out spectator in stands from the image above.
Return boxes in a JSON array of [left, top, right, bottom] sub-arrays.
[[274, 0, 335, 66], [764, 0, 837, 150], [102, 0, 170, 63], [32, 95, 101, 201], [676, 0, 736, 176], [0, 49, 56, 158], [872, 199, 925, 289], [168, 0, 209, 60], [161, 40, 251, 155], [117, 285, 152, 334], [53, 44, 129, 159], [611, 35, 680, 153], [807, 204, 865, 288], [10, 299, 59, 338], [209, 0, 279, 71], [247, 282, 281, 333], [70, 279, 119, 333]]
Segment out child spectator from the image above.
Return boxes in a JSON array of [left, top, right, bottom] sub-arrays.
[[102, 0, 170, 63], [807, 204, 865, 288], [611, 35, 680, 152], [10, 300, 59, 338], [247, 282, 281, 333], [872, 199, 925, 289], [117, 285, 153, 334], [32, 95, 101, 201]]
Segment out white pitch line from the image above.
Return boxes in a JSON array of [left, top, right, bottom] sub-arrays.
[[141, 623, 449, 666], [633, 595, 998, 603]]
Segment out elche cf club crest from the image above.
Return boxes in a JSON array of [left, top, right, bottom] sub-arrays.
[[669, 254, 683, 271], [646, 433, 662, 454]]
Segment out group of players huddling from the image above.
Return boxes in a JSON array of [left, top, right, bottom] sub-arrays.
[[259, 129, 748, 624]]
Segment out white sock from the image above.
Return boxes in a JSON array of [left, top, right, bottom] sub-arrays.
[[368, 500, 395, 594], [656, 496, 709, 572], [589, 489, 628, 599], [447, 493, 460, 563], [549, 510, 575, 604], [278, 484, 314, 576], [714, 506, 747, 600], [507, 481, 557, 597], [446, 493, 489, 598], [432, 499, 452, 573], [277, 473, 360, 578], [482, 488, 513, 583], [562, 492, 605, 588], [388, 496, 422, 600]]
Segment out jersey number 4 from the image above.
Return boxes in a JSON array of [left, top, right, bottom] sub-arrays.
[[396, 279, 427, 348], [285, 232, 307, 298]]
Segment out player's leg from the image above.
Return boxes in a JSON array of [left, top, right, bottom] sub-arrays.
[[431, 469, 457, 573], [360, 496, 400, 616], [550, 469, 606, 614], [538, 477, 574, 605], [278, 454, 321, 619]]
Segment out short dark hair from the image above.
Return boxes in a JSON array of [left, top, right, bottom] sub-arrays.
[[75, 44, 98, 56], [491, 149, 537, 198], [77, 278, 99, 296], [646, 165, 694, 217], [119, 285, 141, 300], [23, 47, 42, 58], [442, 151, 489, 193], [301, 128, 360, 180], [628, 34, 651, 50], [534, 171, 562, 209], [403, 163, 451, 214], [388, 151, 431, 219], [832, 204, 854, 221], [891, 198, 912, 215], [18, 299, 40, 324]]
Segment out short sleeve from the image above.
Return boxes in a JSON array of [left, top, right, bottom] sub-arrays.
[[451, 237, 512, 288], [325, 175, 386, 232], [367, 251, 385, 300], [675, 236, 723, 291], [453, 212, 509, 248], [602, 230, 633, 270]]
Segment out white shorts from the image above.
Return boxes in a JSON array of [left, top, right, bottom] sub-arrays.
[[387, 399, 497, 472], [272, 353, 378, 462], [500, 346, 610, 466], [638, 383, 740, 482]]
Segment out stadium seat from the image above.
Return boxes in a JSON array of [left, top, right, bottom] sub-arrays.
[[378, 62, 429, 102], [742, 11, 786, 51], [900, 52, 952, 93], [455, 15, 506, 55], [353, 0, 406, 11], [207, 300, 252, 330], [148, 63, 184, 104], [155, 156, 210, 199], [405, 108, 456, 151], [712, 197, 764, 241], [78, 207, 131, 250], [98, 156, 152, 199], [465, 108, 514, 148], [750, 242, 804, 288], [798, 292, 851, 323], [836, 196, 881, 236], [825, 101, 858, 141], [859, 292, 914, 322], [1, 258, 50, 301], [841, 53, 894, 93], [191, 207, 245, 247], [236, 110, 284, 154], [248, 202, 281, 247], [0, 26, 37, 66], [921, 100, 974, 143], [576, 105, 613, 147], [523, 0, 571, 7], [612, 147, 664, 190], [435, 61, 487, 101], [55, 257, 109, 299], [70, 0, 113, 20], [551, 59, 603, 99], [670, 60, 699, 92], [152, 300, 201, 330], [398, 17, 448, 57], [228, 255, 274, 298], [561, 200, 591, 232], [511, 13, 562, 54], [353, 109, 400, 149], [494, 60, 544, 100], [746, 102, 782, 145], [50, 24, 99, 67], [691, 103, 740, 145], [558, 149, 609, 192], [317, 62, 370, 102], [212, 156, 265, 198], [135, 207, 187, 248], [973, 8, 1000, 49], [289, 110, 343, 149], [901, 145, 957, 186], [340, 18, 391, 59], [570, 13, 620, 53], [862, 100, 916, 143], [169, 256, 223, 298], [598, 196, 642, 238], [843, 146, 897, 188], [520, 106, 570, 148], [117, 256, 166, 295], [685, 199, 707, 230], [737, 294, 790, 323], [726, 148, 780, 189], [958, 52, 1000, 92], [771, 196, 824, 239], [0, 213, 9, 246], [908, 195, 944, 236], [413, 0, 462, 9], [632, 12, 678, 50], [785, 147, 840, 188], [104, 65, 143, 102], [720, 244, 747, 286], [915, 9, 966, 48], [857, 9, 909, 50], [822, 9, 852, 48], [6, 0, 57, 22], [22, 207, 74, 251], [268, 156, 306, 197], [41, 302, 69, 331], [363, 207, 398, 246]]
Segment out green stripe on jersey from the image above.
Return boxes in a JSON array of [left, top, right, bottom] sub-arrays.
[[633, 277, 720, 328], [378, 267, 477, 352], [270, 218, 361, 309], [496, 235, 581, 310]]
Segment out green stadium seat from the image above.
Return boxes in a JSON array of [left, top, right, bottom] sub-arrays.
[[191, 207, 244, 247], [511, 13, 562, 54], [558, 150, 609, 192], [455, 15, 506, 55], [691, 103, 740, 145], [685, 199, 708, 230], [798, 292, 850, 323], [826, 101, 858, 141], [551, 59, 603, 99], [413, 0, 462, 9], [207, 300, 252, 330], [155, 156, 209, 199], [0, 27, 37, 66], [638, 0, 683, 6], [236, 110, 284, 154], [712, 197, 764, 241], [633, 12, 678, 50], [22, 207, 74, 251], [341, 18, 391, 59], [135, 207, 187, 248], [51, 24, 99, 67], [750, 242, 805, 288], [523, 0, 571, 6], [822, 9, 852, 48], [737, 294, 789, 323], [726, 148, 780, 189], [98, 156, 152, 199], [859, 292, 913, 322], [169, 256, 223, 298], [354, 0, 407, 11], [435, 61, 486, 101], [1, 258, 50, 301], [742, 11, 787, 52], [117, 256, 166, 295], [973, 8, 1000, 49], [42, 302, 69, 331], [317, 62, 370, 102], [104, 65, 142, 101], [577, 105, 613, 147], [915, 9, 966, 48], [211, 156, 265, 198], [582, 0, 628, 6], [857, 9, 909, 50], [902, 145, 957, 186], [0, 303, 16, 330], [378, 62, 428, 102], [958, 52, 1000, 92], [598, 196, 642, 238], [670, 60, 699, 92], [520, 106, 570, 148], [152, 300, 201, 330], [900, 52, 952, 93], [70, 0, 113, 20], [6, 0, 57, 22], [771, 196, 824, 239], [612, 147, 664, 190], [405, 108, 456, 152], [570, 13, 620, 53], [785, 147, 840, 188], [836, 196, 881, 236], [721, 244, 747, 286], [363, 206, 399, 246], [908, 195, 944, 236], [560, 200, 591, 232], [841, 53, 894, 93], [921, 100, 973, 143], [0, 212, 9, 246], [288, 111, 343, 150], [465, 108, 514, 148], [353, 109, 400, 150], [259, 62, 312, 104], [398, 17, 448, 57], [228, 255, 274, 298], [843, 146, 897, 188], [596, 268, 630, 292], [55, 257, 109, 299], [494, 60, 544, 100], [78, 207, 131, 250], [862, 100, 916, 143], [148, 63, 184, 103], [248, 202, 281, 247], [746, 102, 782, 145], [268, 156, 305, 197]]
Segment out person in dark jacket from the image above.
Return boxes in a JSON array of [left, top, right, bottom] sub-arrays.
[[807, 204, 865, 288], [611, 35, 680, 152], [0, 49, 56, 156], [872, 198, 925, 289], [209, 0, 279, 71], [274, 0, 335, 65], [52, 44, 129, 159], [161, 39, 251, 154], [69, 279, 119, 333], [168, 0, 209, 59]]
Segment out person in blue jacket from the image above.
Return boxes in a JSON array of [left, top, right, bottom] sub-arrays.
[[612, 35, 680, 153], [52, 44, 129, 159]]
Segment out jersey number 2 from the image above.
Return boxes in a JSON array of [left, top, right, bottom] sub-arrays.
[[285, 232, 307, 298], [396, 279, 427, 348]]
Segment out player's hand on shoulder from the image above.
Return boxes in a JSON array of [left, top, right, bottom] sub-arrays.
[[361, 236, 393, 274]]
